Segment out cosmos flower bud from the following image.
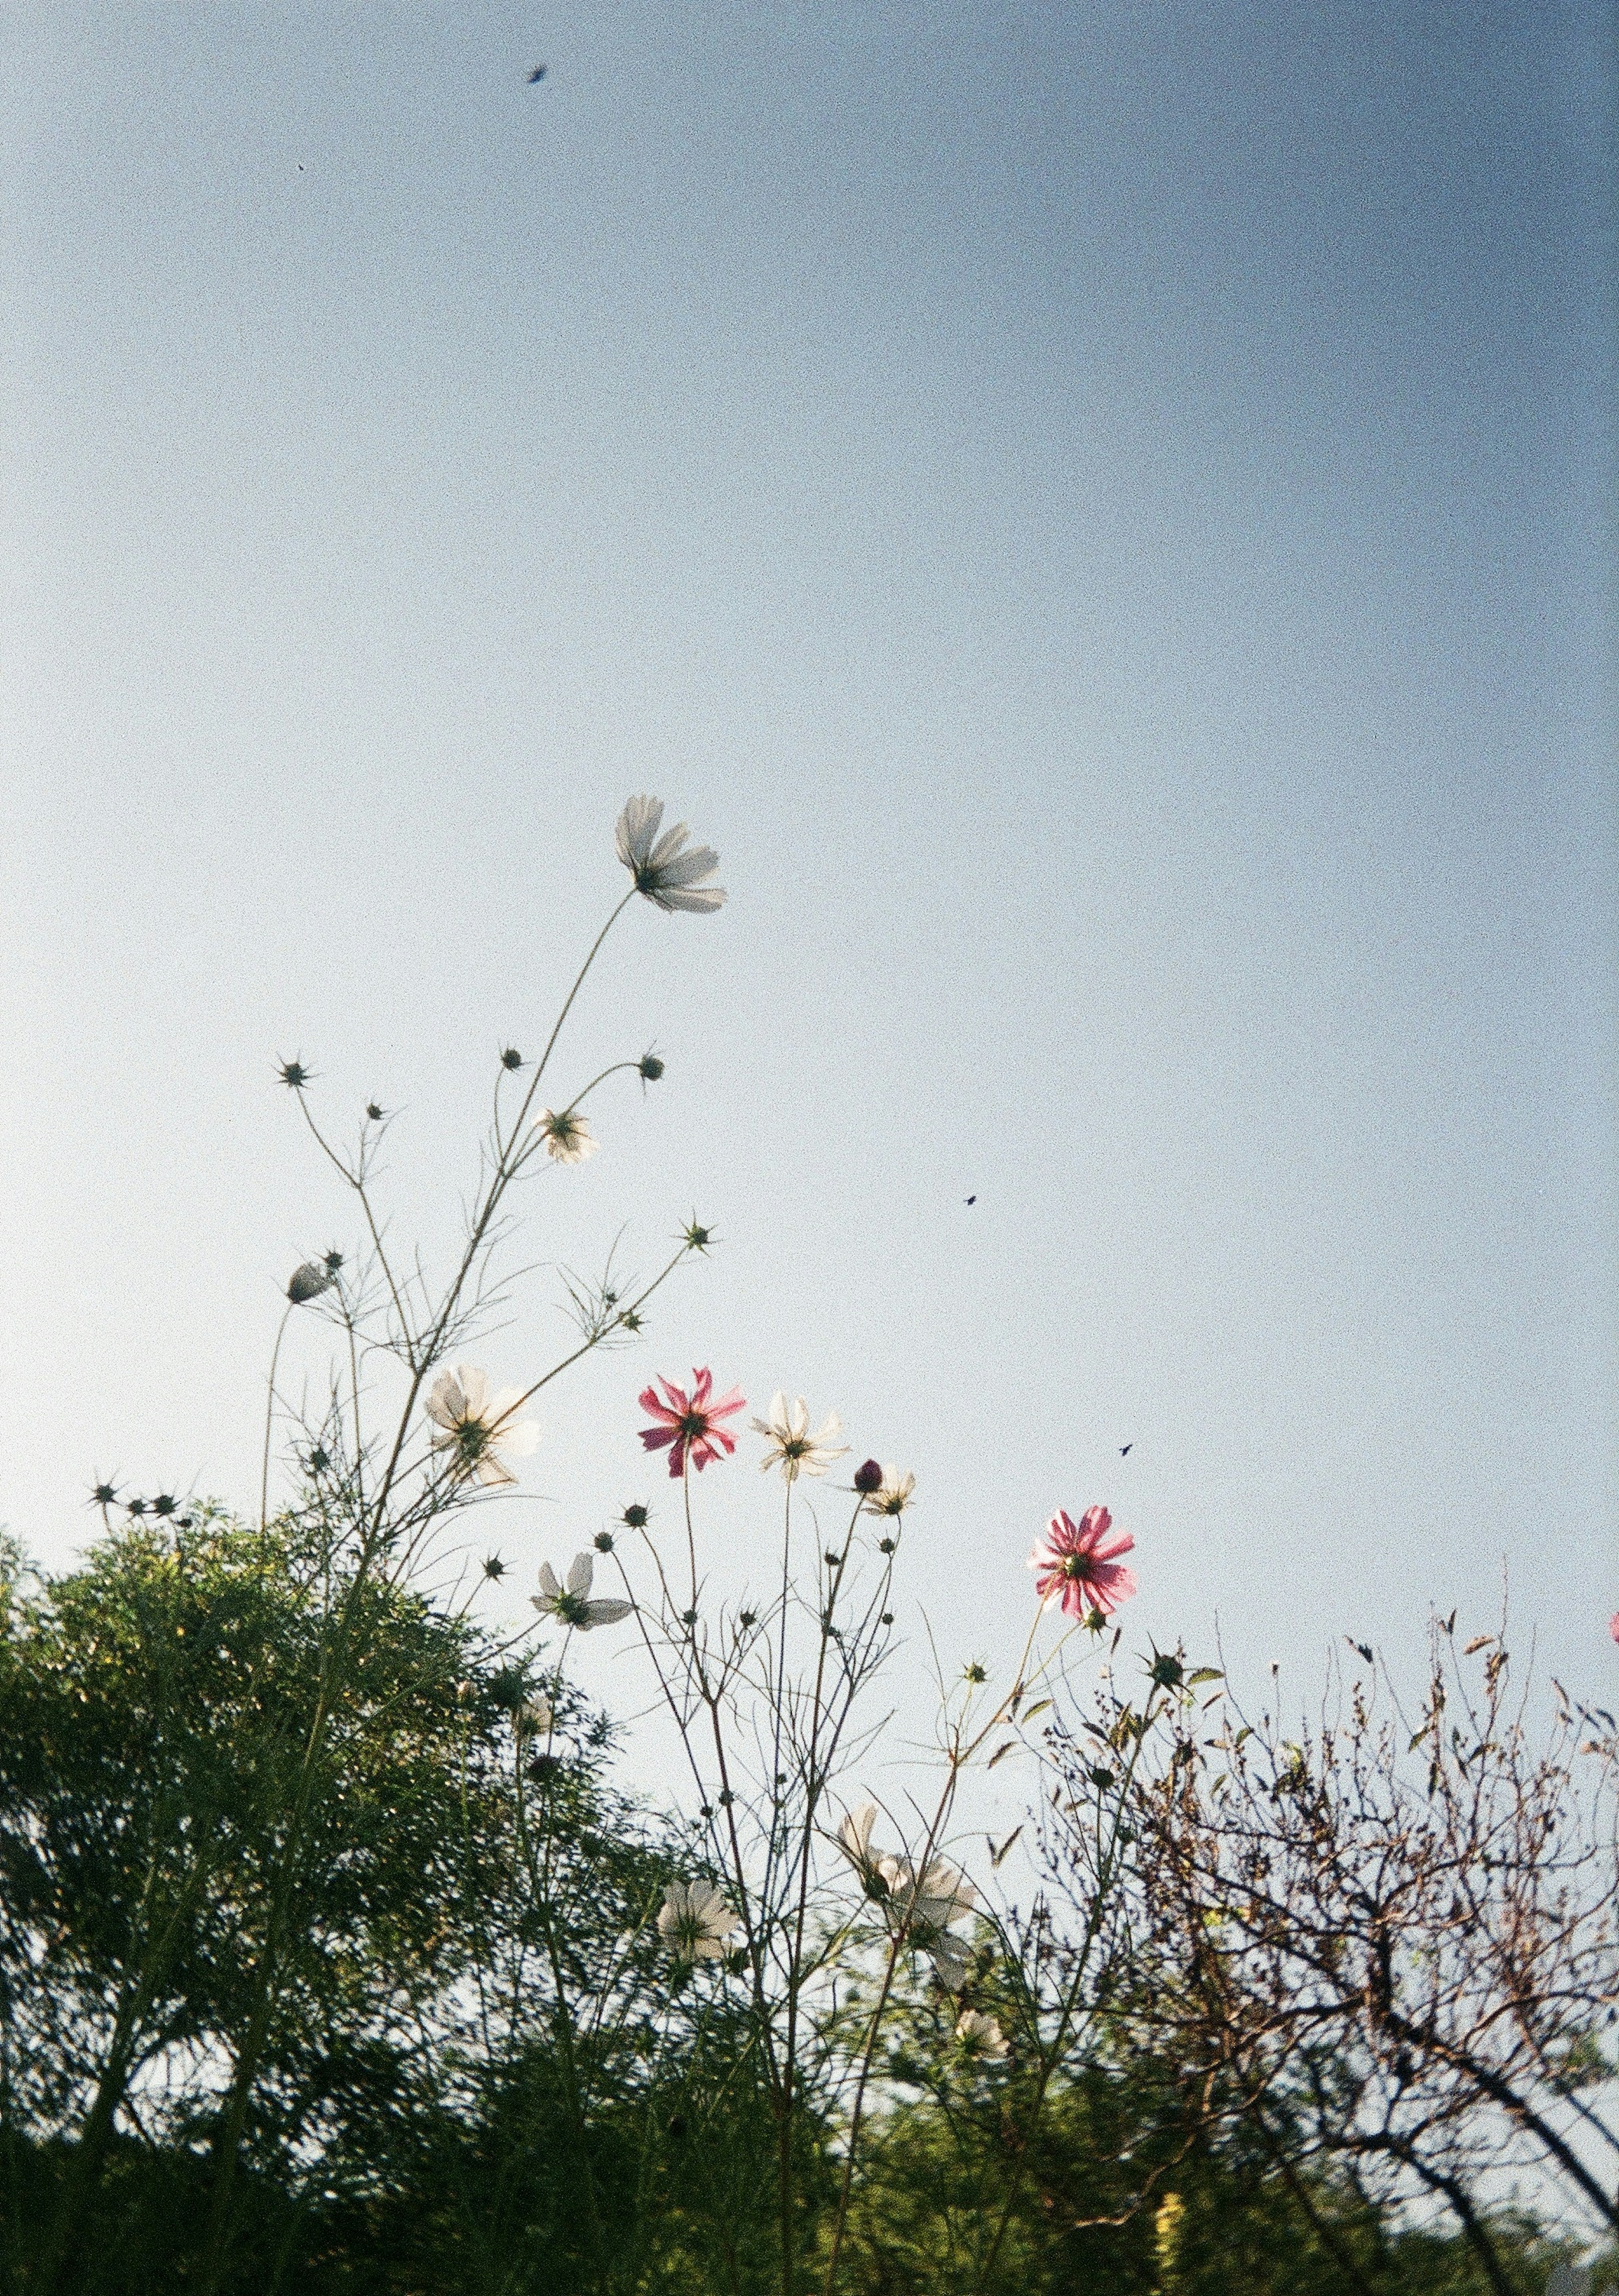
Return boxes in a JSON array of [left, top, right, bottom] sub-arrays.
[[287, 1261, 331, 1304], [638, 1053, 665, 1081], [594, 1531, 615, 1553], [622, 1503, 650, 1529], [853, 1460, 884, 1493], [501, 1047, 524, 1070]]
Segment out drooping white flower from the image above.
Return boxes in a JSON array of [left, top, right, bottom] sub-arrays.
[[861, 1466, 915, 1519], [751, 1392, 848, 1483], [879, 1853, 978, 1985], [954, 2009, 1009, 2061], [515, 1696, 555, 1737], [657, 1878, 740, 1961], [424, 1365, 541, 1488], [530, 1552, 633, 1631], [286, 1260, 332, 1305], [534, 1107, 597, 1164], [615, 796, 726, 913]]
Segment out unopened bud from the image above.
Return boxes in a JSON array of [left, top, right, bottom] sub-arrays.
[[501, 1047, 524, 1071], [287, 1261, 331, 1304], [638, 1053, 664, 1082], [593, 1531, 615, 1553], [853, 1460, 883, 1493]]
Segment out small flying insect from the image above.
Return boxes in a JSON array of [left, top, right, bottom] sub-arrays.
[[527, 64, 548, 82], [965, 1195, 976, 1205]]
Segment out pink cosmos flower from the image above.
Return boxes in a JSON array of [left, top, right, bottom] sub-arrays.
[[1610, 1612, 1619, 1647], [638, 1367, 747, 1479], [1028, 1505, 1138, 1621]]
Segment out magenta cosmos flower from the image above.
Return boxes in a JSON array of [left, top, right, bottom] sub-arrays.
[[1029, 1505, 1138, 1621], [638, 1367, 747, 1478]]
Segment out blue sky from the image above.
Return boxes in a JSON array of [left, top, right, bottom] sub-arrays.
[[2, 2, 1614, 1743]]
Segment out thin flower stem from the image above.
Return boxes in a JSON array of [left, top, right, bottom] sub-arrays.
[[293, 1093, 415, 1356], [259, 1303, 293, 1541]]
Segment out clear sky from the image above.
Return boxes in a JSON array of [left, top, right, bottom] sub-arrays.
[[3, 3, 1614, 1748]]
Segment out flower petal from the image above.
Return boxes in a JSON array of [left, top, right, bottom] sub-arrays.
[[583, 1598, 633, 1627]]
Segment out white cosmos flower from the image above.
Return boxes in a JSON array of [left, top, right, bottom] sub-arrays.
[[954, 2009, 1009, 2061], [862, 1466, 915, 1519], [751, 1392, 847, 1482], [615, 796, 726, 914], [657, 1879, 740, 1961], [424, 1365, 541, 1488], [530, 1552, 633, 1631], [878, 1853, 978, 1985], [535, 1107, 597, 1164]]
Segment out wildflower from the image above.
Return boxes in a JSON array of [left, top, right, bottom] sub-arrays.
[[277, 1058, 311, 1089], [880, 1854, 978, 1984], [153, 1494, 177, 1517], [658, 1879, 740, 1962], [963, 1661, 987, 1685], [638, 1368, 746, 1478], [90, 1482, 118, 1507], [954, 2009, 1009, 2061], [638, 1052, 664, 1082], [425, 1365, 541, 1488], [853, 1459, 884, 1494], [501, 1046, 524, 1070], [1611, 1614, 1619, 1646], [682, 1218, 713, 1251], [752, 1392, 847, 1483], [531, 1551, 632, 1630], [615, 796, 726, 913], [1029, 1506, 1137, 1622], [861, 1466, 915, 1518], [481, 1553, 507, 1580], [593, 1530, 615, 1553], [126, 1498, 147, 1517], [287, 1261, 331, 1304], [535, 1107, 597, 1164], [621, 1502, 650, 1530]]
